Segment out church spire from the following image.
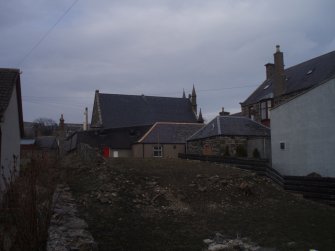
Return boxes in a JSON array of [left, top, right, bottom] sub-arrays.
[[191, 84, 197, 115], [192, 84, 196, 97], [198, 108, 204, 123], [182, 89, 186, 98]]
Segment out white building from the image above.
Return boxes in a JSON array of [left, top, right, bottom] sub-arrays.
[[271, 78, 335, 177], [0, 68, 24, 190]]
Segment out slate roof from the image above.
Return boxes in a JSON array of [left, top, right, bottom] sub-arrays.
[[138, 122, 204, 144], [35, 136, 58, 150], [188, 116, 270, 141], [0, 68, 20, 116], [93, 93, 198, 128], [0, 68, 24, 136], [241, 50, 335, 106], [65, 125, 151, 152]]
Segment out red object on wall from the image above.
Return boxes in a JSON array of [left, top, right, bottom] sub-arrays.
[[103, 147, 110, 158], [261, 119, 270, 128]]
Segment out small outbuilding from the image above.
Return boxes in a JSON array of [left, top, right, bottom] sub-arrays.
[[187, 116, 270, 159], [133, 122, 204, 158]]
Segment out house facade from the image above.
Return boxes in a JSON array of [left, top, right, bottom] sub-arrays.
[[271, 78, 335, 177], [241, 46, 335, 127], [187, 116, 270, 159], [133, 122, 204, 158], [0, 68, 24, 190]]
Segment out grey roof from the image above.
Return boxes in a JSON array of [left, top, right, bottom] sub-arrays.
[[65, 125, 151, 152], [35, 136, 58, 150], [0, 68, 24, 136], [138, 122, 204, 144], [188, 116, 270, 141], [242, 50, 335, 106], [0, 68, 20, 116], [94, 93, 198, 128]]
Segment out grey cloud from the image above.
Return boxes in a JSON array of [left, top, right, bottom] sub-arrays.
[[1, 0, 335, 122]]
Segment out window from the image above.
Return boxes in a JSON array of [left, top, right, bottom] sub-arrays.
[[248, 106, 255, 120], [260, 99, 272, 120], [153, 145, 163, 157], [280, 142, 285, 150]]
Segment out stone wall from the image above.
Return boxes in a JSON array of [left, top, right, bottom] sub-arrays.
[[187, 136, 270, 159], [77, 143, 102, 163], [47, 184, 97, 251], [187, 136, 248, 157]]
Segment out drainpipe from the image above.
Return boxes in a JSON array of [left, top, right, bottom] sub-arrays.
[[142, 143, 144, 158], [263, 137, 266, 159]]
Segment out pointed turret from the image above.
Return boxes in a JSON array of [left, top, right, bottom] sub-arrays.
[[197, 108, 204, 123], [191, 84, 197, 115]]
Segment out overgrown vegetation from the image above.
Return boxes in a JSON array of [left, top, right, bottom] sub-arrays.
[[0, 154, 59, 251], [65, 154, 335, 250]]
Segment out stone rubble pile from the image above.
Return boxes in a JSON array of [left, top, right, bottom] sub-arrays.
[[47, 184, 97, 251], [203, 233, 277, 251]]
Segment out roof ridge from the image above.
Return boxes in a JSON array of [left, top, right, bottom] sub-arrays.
[[99, 92, 186, 100]]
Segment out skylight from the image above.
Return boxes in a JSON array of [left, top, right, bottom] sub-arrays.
[[307, 69, 314, 75], [263, 84, 270, 90]]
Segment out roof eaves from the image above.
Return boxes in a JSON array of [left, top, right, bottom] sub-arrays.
[[272, 75, 335, 110], [137, 122, 158, 143]]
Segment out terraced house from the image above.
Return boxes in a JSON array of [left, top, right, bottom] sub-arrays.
[[240, 45, 335, 127]]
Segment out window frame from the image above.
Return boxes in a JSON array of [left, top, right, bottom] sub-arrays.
[[153, 145, 163, 157], [260, 99, 273, 120]]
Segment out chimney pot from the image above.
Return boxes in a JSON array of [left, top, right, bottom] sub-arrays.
[[276, 45, 280, 52]]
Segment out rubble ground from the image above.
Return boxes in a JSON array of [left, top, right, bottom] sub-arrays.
[[62, 153, 335, 251]]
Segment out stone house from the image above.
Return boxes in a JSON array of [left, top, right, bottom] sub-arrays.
[[0, 68, 24, 190], [133, 122, 204, 158], [240, 46, 335, 127], [271, 77, 335, 177], [187, 116, 270, 159]]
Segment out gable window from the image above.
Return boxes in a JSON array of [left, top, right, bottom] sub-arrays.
[[260, 99, 272, 120], [153, 145, 163, 157]]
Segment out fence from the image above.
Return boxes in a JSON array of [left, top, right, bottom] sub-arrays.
[[179, 153, 335, 205]]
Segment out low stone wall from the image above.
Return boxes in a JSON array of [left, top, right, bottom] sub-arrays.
[[47, 184, 97, 251], [77, 143, 102, 163]]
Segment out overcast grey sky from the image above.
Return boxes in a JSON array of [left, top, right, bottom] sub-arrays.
[[1, 0, 335, 123]]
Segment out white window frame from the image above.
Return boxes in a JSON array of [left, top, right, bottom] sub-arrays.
[[153, 145, 163, 157]]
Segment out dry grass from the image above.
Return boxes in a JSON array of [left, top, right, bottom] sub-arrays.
[[0, 153, 59, 251]]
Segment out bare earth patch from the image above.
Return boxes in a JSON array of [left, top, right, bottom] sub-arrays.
[[62, 153, 335, 250]]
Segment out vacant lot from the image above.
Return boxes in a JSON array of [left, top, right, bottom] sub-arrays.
[[62, 153, 335, 250]]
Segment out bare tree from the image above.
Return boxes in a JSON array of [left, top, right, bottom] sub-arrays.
[[33, 118, 57, 136]]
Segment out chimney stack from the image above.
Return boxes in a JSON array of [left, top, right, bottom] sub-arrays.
[[219, 107, 230, 116], [59, 114, 65, 131], [273, 45, 286, 98], [83, 107, 88, 131], [265, 63, 275, 80]]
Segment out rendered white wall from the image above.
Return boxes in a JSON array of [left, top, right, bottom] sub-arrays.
[[271, 78, 335, 177], [0, 86, 21, 189]]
